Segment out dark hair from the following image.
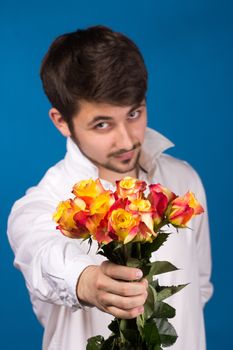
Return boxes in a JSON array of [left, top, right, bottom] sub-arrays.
[[40, 25, 148, 126]]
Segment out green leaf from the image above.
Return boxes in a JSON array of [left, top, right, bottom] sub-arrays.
[[142, 232, 170, 257], [151, 301, 176, 319], [144, 286, 176, 321], [119, 319, 127, 333], [119, 319, 128, 344], [120, 329, 140, 343], [126, 258, 141, 268], [144, 285, 157, 320], [141, 263, 152, 278], [144, 321, 161, 346], [147, 261, 178, 280], [150, 279, 159, 289], [86, 335, 104, 350], [108, 319, 120, 335], [101, 335, 118, 350], [154, 318, 178, 347], [156, 283, 188, 302], [136, 314, 144, 337], [119, 319, 143, 347], [98, 241, 124, 262]]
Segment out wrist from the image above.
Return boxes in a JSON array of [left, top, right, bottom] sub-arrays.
[[76, 265, 98, 306]]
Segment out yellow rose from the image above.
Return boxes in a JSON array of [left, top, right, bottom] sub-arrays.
[[53, 200, 71, 223], [53, 198, 90, 239], [116, 176, 146, 201], [72, 178, 105, 199], [129, 199, 151, 212], [133, 221, 157, 243], [90, 192, 115, 216], [167, 192, 204, 227], [119, 177, 137, 190], [53, 198, 85, 227], [109, 208, 139, 243]]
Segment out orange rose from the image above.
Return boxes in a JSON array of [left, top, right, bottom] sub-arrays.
[[128, 199, 156, 241], [95, 218, 116, 244], [53, 198, 90, 239], [90, 192, 115, 216], [128, 198, 151, 212], [148, 184, 177, 226], [133, 221, 158, 243], [108, 208, 140, 244], [116, 177, 147, 201], [167, 191, 204, 227], [72, 178, 105, 206]]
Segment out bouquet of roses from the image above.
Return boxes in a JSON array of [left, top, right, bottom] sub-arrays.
[[53, 177, 204, 349]]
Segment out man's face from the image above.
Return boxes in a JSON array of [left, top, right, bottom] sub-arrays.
[[70, 100, 147, 176]]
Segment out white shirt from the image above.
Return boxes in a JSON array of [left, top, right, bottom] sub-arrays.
[[7, 128, 213, 350]]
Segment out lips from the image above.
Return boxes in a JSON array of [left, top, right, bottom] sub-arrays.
[[115, 150, 135, 161]]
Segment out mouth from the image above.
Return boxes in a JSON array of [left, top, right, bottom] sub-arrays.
[[108, 142, 141, 163], [114, 150, 135, 161]]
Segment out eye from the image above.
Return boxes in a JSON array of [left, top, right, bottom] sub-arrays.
[[128, 110, 141, 120], [94, 122, 110, 130]]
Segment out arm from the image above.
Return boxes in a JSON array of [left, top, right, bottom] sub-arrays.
[[7, 189, 97, 310], [7, 189, 148, 316], [192, 171, 214, 306]]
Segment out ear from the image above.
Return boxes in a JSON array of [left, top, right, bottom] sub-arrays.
[[49, 108, 71, 137]]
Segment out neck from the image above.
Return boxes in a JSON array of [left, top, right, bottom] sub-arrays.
[[98, 167, 139, 184]]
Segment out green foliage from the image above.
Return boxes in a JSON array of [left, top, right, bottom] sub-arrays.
[[86, 335, 104, 350], [154, 318, 178, 347], [126, 257, 142, 268], [108, 319, 120, 335], [156, 283, 189, 302], [144, 285, 158, 320], [144, 321, 160, 346], [87, 235, 187, 349], [152, 302, 176, 319], [146, 261, 178, 283], [141, 233, 170, 257]]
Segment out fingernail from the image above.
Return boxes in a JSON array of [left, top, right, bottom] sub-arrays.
[[136, 270, 143, 279]]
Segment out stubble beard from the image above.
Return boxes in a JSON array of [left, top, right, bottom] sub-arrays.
[[71, 135, 141, 175], [98, 150, 141, 174]]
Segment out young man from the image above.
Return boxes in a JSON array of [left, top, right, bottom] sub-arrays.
[[7, 26, 213, 350]]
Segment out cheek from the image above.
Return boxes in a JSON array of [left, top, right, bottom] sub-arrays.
[[135, 118, 147, 141], [80, 134, 113, 156]]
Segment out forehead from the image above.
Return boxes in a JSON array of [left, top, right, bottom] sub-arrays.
[[74, 100, 146, 122], [79, 101, 133, 116]]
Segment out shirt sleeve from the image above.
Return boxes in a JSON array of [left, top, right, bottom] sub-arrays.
[[7, 188, 97, 311], [191, 169, 214, 307]]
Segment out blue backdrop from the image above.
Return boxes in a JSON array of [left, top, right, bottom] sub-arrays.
[[1, 0, 232, 348]]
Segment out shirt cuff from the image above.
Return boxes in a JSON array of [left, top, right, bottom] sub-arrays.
[[63, 256, 95, 310]]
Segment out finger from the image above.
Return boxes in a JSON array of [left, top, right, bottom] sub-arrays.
[[98, 277, 148, 297], [103, 291, 148, 310], [101, 261, 143, 281], [106, 305, 145, 319]]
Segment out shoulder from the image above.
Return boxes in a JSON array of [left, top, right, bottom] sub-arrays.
[[11, 159, 74, 215], [158, 153, 195, 176], [155, 153, 205, 196]]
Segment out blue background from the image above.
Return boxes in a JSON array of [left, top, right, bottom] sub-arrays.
[[1, 0, 232, 348]]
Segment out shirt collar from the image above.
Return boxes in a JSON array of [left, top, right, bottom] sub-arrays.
[[139, 127, 174, 175], [64, 127, 174, 178]]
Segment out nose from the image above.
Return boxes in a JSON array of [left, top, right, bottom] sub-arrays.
[[115, 124, 134, 151]]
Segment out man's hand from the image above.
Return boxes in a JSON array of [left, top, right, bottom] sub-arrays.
[[76, 261, 148, 319]]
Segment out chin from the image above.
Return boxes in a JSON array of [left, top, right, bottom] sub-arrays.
[[107, 162, 138, 174]]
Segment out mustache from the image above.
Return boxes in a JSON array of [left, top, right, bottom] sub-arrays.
[[108, 142, 141, 158]]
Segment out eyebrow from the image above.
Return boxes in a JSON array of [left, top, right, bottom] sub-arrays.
[[87, 116, 112, 127], [87, 102, 146, 127]]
